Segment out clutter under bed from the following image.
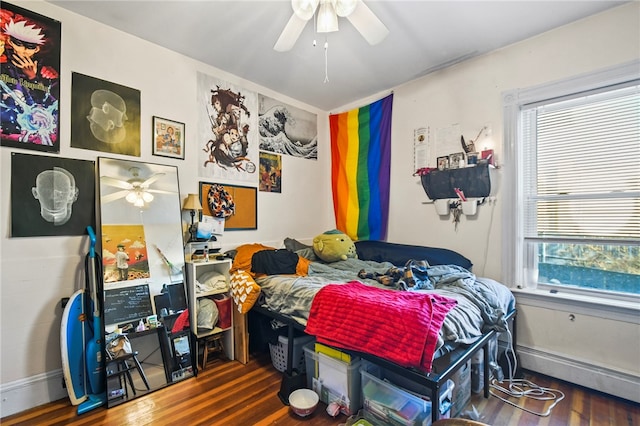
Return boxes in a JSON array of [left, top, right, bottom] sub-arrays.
[[231, 238, 516, 423]]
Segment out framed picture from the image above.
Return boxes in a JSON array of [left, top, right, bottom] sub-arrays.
[[449, 152, 465, 169], [71, 72, 141, 156], [437, 156, 449, 171], [1, 3, 61, 152], [11, 153, 95, 237], [259, 152, 282, 193], [199, 182, 257, 231], [153, 116, 185, 159]]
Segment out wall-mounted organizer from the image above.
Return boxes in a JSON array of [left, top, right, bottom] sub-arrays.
[[421, 164, 497, 216]]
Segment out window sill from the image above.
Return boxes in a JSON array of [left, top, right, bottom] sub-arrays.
[[512, 287, 640, 324]]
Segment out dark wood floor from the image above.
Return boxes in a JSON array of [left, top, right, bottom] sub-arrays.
[[2, 353, 639, 425]]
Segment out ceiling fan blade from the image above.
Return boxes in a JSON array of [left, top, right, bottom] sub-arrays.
[[140, 173, 165, 188], [101, 190, 129, 203], [146, 189, 175, 195], [274, 13, 309, 52], [346, 0, 389, 46], [101, 176, 133, 190]]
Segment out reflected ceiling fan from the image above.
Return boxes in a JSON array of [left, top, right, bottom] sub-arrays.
[[274, 0, 389, 52], [101, 167, 171, 207]]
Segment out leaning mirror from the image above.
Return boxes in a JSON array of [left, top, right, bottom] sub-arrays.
[[97, 157, 191, 407]]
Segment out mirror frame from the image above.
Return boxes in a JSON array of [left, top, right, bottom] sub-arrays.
[[97, 157, 190, 407]]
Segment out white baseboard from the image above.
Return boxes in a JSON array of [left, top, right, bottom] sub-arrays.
[[0, 369, 67, 418], [517, 345, 640, 404]]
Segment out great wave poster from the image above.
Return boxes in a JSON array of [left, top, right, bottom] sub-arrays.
[[258, 94, 317, 160]]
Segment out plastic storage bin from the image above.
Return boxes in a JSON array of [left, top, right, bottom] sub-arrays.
[[450, 359, 471, 418], [269, 334, 315, 373], [304, 345, 362, 416], [360, 367, 454, 426], [471, 349, 484, 394]]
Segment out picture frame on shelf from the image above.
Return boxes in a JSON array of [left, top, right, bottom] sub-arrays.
[[437, 156, 449, 171], [153, 116, 185, 159], [449, 152, 465, 169]]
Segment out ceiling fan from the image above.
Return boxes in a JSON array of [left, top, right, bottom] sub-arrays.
[[274, 0, 389, 52], [101, 167, 171, 207]]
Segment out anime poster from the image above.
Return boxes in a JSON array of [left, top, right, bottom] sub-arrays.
[[258, 94, 317, 160], [197, 72, 258, 183], [10, 153, 95, 237], [70, 72, 141, 156], [101, 224, 150, 284], [0, 3, 61, 152], [259, 152, 282, 193]]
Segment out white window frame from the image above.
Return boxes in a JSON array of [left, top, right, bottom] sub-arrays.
[[502, 60, 640, 305]]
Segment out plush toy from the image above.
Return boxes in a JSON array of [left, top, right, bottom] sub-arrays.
[[313, 230, 358, 263]]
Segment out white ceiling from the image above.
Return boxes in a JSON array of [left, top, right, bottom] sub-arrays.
[[48, 0, 627, 111]]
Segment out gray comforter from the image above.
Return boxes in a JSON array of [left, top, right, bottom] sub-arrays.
[[256, 258, 515, 353]]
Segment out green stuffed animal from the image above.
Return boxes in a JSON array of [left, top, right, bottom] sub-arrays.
[[312, 230, 358, 262]]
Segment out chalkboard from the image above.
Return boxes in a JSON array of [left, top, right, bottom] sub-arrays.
[[104, 284, 154, 326]]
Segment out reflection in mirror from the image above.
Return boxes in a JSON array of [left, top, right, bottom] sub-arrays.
[[97, 157, 191, 407]]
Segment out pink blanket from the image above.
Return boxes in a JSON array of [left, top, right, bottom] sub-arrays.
[[304, 281, 457, 372]]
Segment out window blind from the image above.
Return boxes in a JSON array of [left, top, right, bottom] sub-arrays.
[[522, 82, 640, 241]]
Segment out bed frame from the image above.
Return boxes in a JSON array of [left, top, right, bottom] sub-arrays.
[[253, 304, 516, 423]]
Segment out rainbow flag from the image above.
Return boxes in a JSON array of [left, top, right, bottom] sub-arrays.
[[329, 94, 393, 241]]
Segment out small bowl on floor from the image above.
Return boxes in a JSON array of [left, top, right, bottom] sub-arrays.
[[289, 389, 319, 417]]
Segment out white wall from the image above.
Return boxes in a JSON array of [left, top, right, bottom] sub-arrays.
[[1, 0, 638, 417], [0, 0, 334, 417]]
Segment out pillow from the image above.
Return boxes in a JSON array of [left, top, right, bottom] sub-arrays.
[[354, 240, 473, 270], [196, 298, 219, 330], [283, 237, 313, 252], [231, 243, 275, 274], [294, 247, 318, 261], [230, 270, 261, 314]]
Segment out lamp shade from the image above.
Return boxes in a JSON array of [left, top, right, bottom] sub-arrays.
[[182, 193, 202, 211], [317, 0, 338, 33]]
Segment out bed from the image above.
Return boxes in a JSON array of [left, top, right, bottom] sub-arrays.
[[233, 239, 516, 423]]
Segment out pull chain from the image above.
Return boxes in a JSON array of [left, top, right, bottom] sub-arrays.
[[324, 37, 329, 83]]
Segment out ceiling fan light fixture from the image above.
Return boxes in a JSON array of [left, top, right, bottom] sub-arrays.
[[142, 192, 154, 203], [292, 0, 319, 20], [133, 197, 145, 208], [125, 191, 137, 203], [335, 0, 358, 17], [317, 1, 339, 33]]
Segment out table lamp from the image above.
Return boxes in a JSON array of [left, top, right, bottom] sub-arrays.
[[182, 193, 202, 242]]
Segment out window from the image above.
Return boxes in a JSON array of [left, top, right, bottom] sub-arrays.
[[503, 61, 640, 299]]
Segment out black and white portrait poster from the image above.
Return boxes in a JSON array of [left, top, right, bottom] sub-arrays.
[[0, 3, 61, 152], [11, 153, 95, 237], [258, 94, 317, 160], [197, 72, 258, 183], [70, 72, 141, 156]]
